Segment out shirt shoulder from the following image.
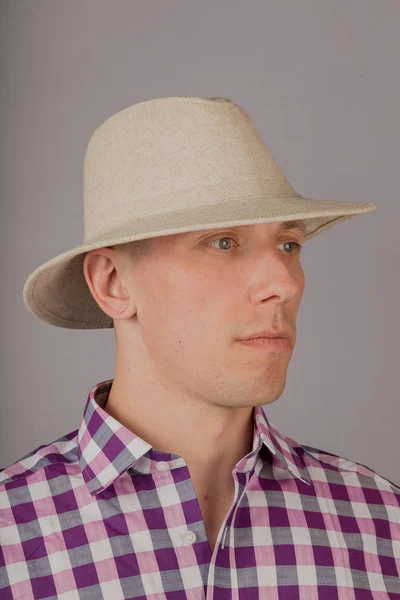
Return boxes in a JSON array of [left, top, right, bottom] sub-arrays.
[[297, 441, 400, 498], [0, 429, 80, 488]]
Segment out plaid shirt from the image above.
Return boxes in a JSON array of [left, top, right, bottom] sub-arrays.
[[1, 379, 399, 599]]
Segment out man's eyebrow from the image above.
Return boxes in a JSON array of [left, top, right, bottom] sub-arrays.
[[279, 220, 306, 234], [189, 220, 307, 239]]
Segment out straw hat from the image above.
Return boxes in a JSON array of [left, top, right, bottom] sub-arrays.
[[22, 96, 376, 329]]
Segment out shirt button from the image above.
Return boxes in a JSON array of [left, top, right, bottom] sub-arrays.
[[157, 461, 169, 471], [185, 530, 196, 544]]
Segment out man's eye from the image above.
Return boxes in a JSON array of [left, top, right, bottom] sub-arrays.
[[279, 241, 303, 255], [206, 237, 237, 251], [206, 237, 303, 254]]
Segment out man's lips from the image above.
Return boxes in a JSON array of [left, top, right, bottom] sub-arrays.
[[239, 337, 292, 351], [238, 329, 291, 341]]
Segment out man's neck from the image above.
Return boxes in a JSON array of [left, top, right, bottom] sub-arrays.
[[104, 376, 255, 483]]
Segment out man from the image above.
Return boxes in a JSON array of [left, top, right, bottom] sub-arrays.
[[1, 96, 399, 598], [83, 218, 306, 554]]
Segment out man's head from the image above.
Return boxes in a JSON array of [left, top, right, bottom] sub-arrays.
[[83, 220, 305, 409]]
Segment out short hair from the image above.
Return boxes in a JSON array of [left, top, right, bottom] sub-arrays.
[[109, 237, 155, 262]]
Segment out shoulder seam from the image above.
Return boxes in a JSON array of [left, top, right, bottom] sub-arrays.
[[300, 445, 400, 492], [0, 432, 79, 488]]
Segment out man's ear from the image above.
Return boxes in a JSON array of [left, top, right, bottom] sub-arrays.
[[82, 248, 137, 322]]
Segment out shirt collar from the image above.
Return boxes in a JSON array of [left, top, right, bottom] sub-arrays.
[[78, 379, 311, 496]]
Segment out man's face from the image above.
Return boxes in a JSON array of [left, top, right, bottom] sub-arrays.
[[118, 221, 305, 409]]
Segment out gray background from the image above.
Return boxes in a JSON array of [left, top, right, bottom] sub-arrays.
[[1, 0, 399, 485]]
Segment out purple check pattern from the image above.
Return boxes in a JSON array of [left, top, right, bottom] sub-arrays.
[[1, 379, 399, 599]]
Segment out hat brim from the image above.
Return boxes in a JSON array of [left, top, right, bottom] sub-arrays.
[[23, 195, 377, 329]]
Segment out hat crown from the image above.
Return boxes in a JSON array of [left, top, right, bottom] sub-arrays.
[[82, 96, 297, 242]]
